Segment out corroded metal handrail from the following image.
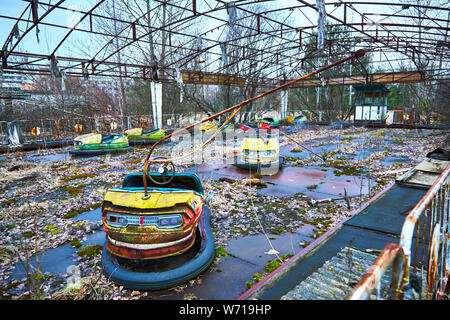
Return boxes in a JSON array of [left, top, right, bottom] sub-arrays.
[[348, 243, 406, 300], [349, 163, 450, 300], [399, 163, 450, 299]]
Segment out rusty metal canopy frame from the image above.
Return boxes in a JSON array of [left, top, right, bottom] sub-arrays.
[[0, 0, 449, 87]]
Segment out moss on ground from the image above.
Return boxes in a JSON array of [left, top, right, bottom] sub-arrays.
[[61, 173, 96, 182], [63, 203, 102, 219], [245, 254, 293, 289], [78, 245, 102, 258]]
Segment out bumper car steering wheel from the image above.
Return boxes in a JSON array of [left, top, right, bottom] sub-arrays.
[[146, 156, 176, 186]]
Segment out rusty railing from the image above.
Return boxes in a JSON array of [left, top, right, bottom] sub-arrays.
[[349, 163, 450, 300]]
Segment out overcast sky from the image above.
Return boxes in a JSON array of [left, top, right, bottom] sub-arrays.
[[0, 0, 95, 57], [1, 1, 444, 74], [0, 0, 389, 57]]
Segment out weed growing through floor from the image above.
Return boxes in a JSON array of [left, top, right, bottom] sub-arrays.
[[78, 245, 102, 258], [245, 254, 293, 289]]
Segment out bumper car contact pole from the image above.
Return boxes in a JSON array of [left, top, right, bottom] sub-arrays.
[[279, 131, 327, 162]]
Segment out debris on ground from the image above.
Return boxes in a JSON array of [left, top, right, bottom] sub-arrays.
[[0, 126, 447, 299]]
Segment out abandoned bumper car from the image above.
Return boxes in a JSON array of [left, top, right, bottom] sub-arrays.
[[100, 160, 215, 290], [235, 130, 284, 174], [240, 122, 272, 131], [69, 133, 133, 156], [124, 128, 166, 145], [200, 122, 234, 135], [254, 117, 280, 127]]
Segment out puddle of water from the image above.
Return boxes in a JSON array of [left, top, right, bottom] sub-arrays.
[[259, 166, 375, 199], [9, 208, 105, 281], [9, 231, 105, 281], [226, 224, 316, 265], [0, 151, 71, 163], [159, 224, 316, 300], [280, 142, 344, 159], [184, 162, 253, 180], [279, 145, 312, 159], [380, 156, 411, 166], [185, 163, 375, 200], [72, 208, 102, 222], [27, 152, 71, 163]]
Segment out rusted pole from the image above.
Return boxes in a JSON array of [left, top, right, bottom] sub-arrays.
[[141, 49, 366, 197], [279, 130, 326, 162]]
